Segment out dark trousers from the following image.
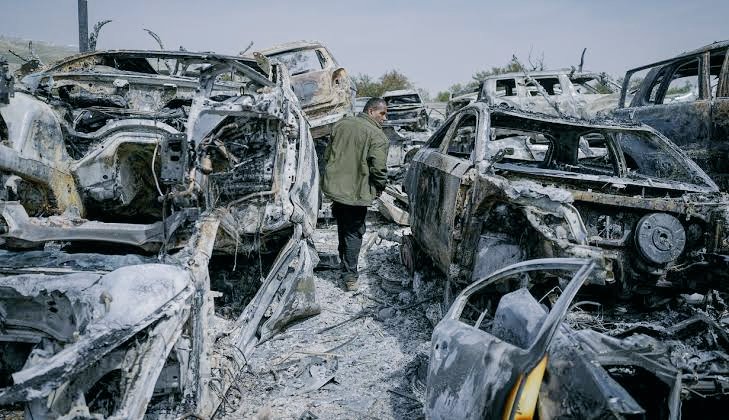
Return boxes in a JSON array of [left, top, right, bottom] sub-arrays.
[[331, 201, 368, 275]]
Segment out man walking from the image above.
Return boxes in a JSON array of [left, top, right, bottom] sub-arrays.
[[322, 97, 389, 291]]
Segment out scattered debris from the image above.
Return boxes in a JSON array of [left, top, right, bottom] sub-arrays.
[[217, 222, 432, 419], [426, 258, 729, 419], [376, 186, 410, 226], [298, 409, 319, 420]]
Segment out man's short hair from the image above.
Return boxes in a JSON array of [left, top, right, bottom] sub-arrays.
[[363, 97, 386, 113]]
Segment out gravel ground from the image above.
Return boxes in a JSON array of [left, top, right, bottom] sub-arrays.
[[217, 217, 436, 420]]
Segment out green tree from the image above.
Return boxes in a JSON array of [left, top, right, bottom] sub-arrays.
[[435, 91, 451, 102], [353, 69, 415, 97], [444, 58, 529, 97], [378, 70, 413, 94], [353, 73, 381, 97], [448, 83, 469, 96], [473, 60, 524, 80]]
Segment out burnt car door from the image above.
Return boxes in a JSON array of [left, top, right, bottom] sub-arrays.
[[268, 47, 332, 108], [405, 108, 481, 273], [711, 47, 729, 187], [426, 258, 596, 420]]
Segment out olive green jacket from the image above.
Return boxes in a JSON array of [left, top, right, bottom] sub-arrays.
[[322, 112, 389, 206]]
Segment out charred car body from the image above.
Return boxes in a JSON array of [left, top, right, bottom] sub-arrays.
[[445, 91, 477, 117], [383, 127, 429, 181], [427, 258, 729, 419], [614, 41, 729, 190], [383, 89, 429, 131], [403, 102, 729, 298], [476, 69, 621, 119], [256, 41, 354, 139], [0, 50, 319, 418]]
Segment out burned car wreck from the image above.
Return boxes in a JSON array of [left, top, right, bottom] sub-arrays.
[[613, 40, 729, 190], [382, 89, 429, 131], [255, 41, 354, 139], [0, 50, 319, 418], [476, 69, 621, 119], [427, 258, 729, 419], [445, 90, 477, 117], [402, 102, 729, 298]]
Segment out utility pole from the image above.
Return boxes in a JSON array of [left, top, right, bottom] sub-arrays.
[[78, 0, 89, 52]]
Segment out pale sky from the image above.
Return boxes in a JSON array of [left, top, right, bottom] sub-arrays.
[[2, 0, 727, 94]]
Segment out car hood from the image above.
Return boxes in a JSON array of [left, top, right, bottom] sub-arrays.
[[0, 262, 192, 403]]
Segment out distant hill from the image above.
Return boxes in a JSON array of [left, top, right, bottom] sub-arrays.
[[0, 36, 77, 70]]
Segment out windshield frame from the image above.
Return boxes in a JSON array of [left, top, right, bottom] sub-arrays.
[[484, 108, 718, 192], [385, 94, 422, 106], [268, 48, 325, 76]]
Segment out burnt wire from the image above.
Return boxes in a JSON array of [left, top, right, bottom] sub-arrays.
[[151, 141, 164, 198]]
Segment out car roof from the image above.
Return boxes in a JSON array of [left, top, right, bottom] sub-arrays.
[[382, 89, 419, 97], [625, 40, 729, 73], [470, 103, 648, 131], [41, 49, 266, 76], [256, 40, 325, 56], [479, 69, 606, 81]]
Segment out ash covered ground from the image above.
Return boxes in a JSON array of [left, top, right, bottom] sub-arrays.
[[214, 215, 436, 420], [210, 214, 729, 420]]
